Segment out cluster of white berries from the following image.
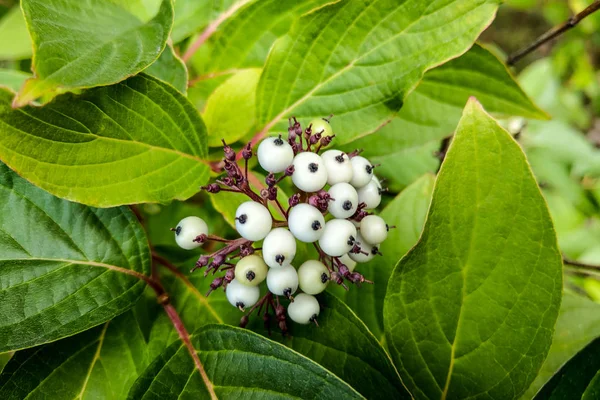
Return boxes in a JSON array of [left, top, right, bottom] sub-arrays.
[[172, 116, 391, 332]]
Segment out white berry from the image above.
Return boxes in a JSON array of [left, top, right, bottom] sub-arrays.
[[235, 201, 272, 241], [174, 216, 208, 250], [318, 219, 357, 257], [257, 136, 294, 173], [266, 265, 298, 298], [357, 177, 382, 209], [226, 279, 260, 311], [327, 182, 358, 219], [339, 253, 357, 272], [234, 255, 268, 286], [321, 150, 353, 185], [349, 156, 374, 188], [308, 118, 333, 139], [291, 152, 328, 192], [348, 233, 379, 263], [288, 204, 325, 243], [360, 215, 388, 245], [287, 293, 320, 325], [298, 260, 330, 295], [262, 228, 296, 268]]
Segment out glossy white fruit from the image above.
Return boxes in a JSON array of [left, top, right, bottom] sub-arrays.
[[308, 118, 333, 138], [348, 233, 379, 263], [298, 260, 330, 295], [257, 136, 294, 173], [291, 152, 328, 192], [357, 177, 382, 209], [174, 216, 208, 250], [235, 201, 272, 241], [349, 156, 374, 189], [360, 215, 388, 245], [266, 265, 298, 297], [339, 253, 357, 272], [226, 279, 260, 310], [262, 228, 296, 268], [287, 293, 320, 325], [234, 255, 268, 286], [327, 182, 358, 219], [321, 150, 353, 185], [318, 219, 357, 257], [288, 204, 325, 243]]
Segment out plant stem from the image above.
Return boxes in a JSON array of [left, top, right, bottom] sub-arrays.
[[507, 1, 600, 65], [563, 257, 600, 271]]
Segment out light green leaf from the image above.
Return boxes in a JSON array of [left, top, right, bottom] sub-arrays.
[[343, 43, 547, 191], [0, 6, 32, 60], [256, 0, 500, 145], [0, 74, 209, 207], [14, 0, 173, 106], [0, 162, 150, 352], [330, 174, 435, 341], [0, 354, 11, 374], [145, 44, 188, 94], [384, 100, 563, 399], [0, 69, 31, 93], [128, 324, 362, 399], [172, 0, 240, 43], [522, 292, 600, 399], [203, 68, 261, 147]]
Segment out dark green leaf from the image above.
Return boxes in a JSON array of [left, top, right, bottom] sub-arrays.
[[145, 44, 188, 94], [384, 100, 563, 399], [0, 6, 32, 60], [256, 0, 500, 145], [0, 74, 209, 207], [14, 0, 173, 106], [0, 162, 150, 352]]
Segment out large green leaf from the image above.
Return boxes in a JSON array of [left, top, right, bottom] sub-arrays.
[[330, 174, 435, 341], [522, 292, 600, 399], [256, 0, 500, 145], [0, 74, 209, 207], [172, 0, 239, 44], [0, 6, 32, 60], [145, 44, 188, 95], [128, 324, 362, 399], [384, 100, 563, 399], [14, 0, 173, 106], [342, 44, 547, 191], [0, 163, 150, 352], [0, 69, 31, 93]]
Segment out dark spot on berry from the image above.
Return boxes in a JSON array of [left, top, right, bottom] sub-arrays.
[[246, 271, 256, 281], [308, 163, 319, 173], [386, 224, 390, 231], [283, 288, 292, 298], [321, 273, 329, 283], [309, 314, 318, 322], [335, 154, 345, 163], [371, 246, 379, 255], [236, 301, 245, 308], [175, 226, 182, 235], [312, 221, 322, 231], [342, 200, 353, 211], [236, 214, 248, 224], [347, 235, 355, 246], [274, 136, 284, 146], [275, 254, 285, 265], [366, 165, 373, 174]]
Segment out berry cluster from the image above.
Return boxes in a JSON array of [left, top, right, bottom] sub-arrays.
[[173, 116, 392, 332]]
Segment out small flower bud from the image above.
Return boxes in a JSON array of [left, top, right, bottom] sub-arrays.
[[193, 233, 208, 243], [320, 134, 335, 147], [288, 193, 301, 207], [239, 244, 255, 257], [206, 276, 224, 296], [242, 142, 252, 160], [267, 186, 278, 201], [285, 164, 295, 176], [202, 183, 221, 193], [222, 139, 236, 161], [265, 173, 277, 187], [224, 269, 235, 283]]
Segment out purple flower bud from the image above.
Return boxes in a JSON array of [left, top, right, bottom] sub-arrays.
[[267, 186, 278, 201], [193, 233, 208, 243], [221, 139, 236, 161], [265, 173, 277, 187], [320, 134, 335, 147], [220, 176, 235, 186], [202, 183, 221, 193], [210, 254, 225, 268], [338, 264, 350, 277], [260, 188, 269, 198], [239, 244, 255, 257], [288, 193, 301, 207], [308, 195, 320, 208], [224, 269, 235, 283], [309, 134, 320, 145], [242, 142, 252, 160], [196, 255, 210, 268], [347, 148, 363, 158], [285, 164, 295, 176]]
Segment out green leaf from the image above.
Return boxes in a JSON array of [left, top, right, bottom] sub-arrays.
[[0, 69, 31, 93], [0, 162, 150, 352], [384, 99, 563, 399], [203, 68, 261, 147], [343, 43, 547, 191], [0, 6, 32, 60], [330, 174, 435, 341], [534, 337, 600, 400], [145, 44, 188, 95], [14, 0, 173, 106], [0, 74, 209, 207], [256, 0, 500, 145], [172, 0, 239, 43], [128, 324, 362, 399], [0, 354, 11, 374], [522, 292, 600, 399]]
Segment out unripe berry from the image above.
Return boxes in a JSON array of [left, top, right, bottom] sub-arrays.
[[174, 216, 208, 250], [318, 219, 357, 257], [327, 182, 358, 219], [226, 279, 260, 310], [308, 118, 333, 139], [339, 253, 357, 272], [235, 201, 272, 241], [349, 156, 374, 188], [287, 293, 320, 325], [360, 215, 388, 245], [348, 233, 379, 263], [321, 150, 353, 185], [257, 136, 294, 173], [262, 228, 296, 268], [291, 152, 328, 192], [288, 204, 325, 243], [357, 177, 382, 209], [266, 265, 298, 298], [298, 260, 330, 295], [234, 255, 268, 286]]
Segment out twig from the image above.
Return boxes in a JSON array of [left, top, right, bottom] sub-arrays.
[[507, 1, 600, 65], [563, 257, 600, 271]]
